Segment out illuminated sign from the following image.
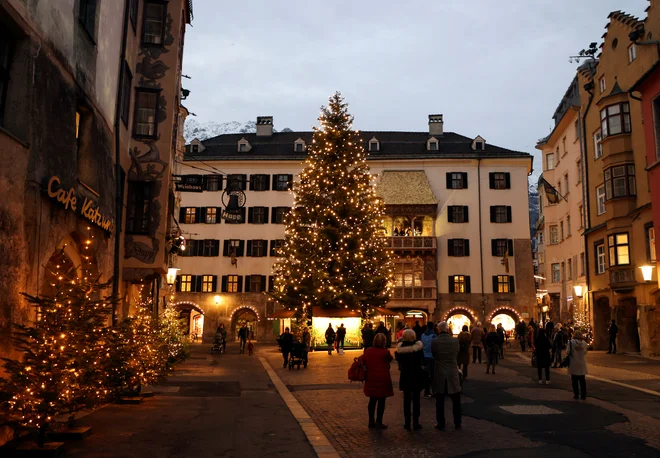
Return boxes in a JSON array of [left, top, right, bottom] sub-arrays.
[[47, 176, 114, 233]]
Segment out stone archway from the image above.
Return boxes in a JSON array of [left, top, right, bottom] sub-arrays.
[[174, 301, 205, 341], [444, 307, 477, 335], [41, 232, 99, 296], [487, 306, 521, 334], [616, 297, 640, 353], [230, 306, 261, 341], [593, 296, 611, 350]]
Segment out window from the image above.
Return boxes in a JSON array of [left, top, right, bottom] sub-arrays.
[[578, 206, 584, 229], [564, 173, 569, 195], [249, 275, 265, 293], [604, 165, 636, 200], [489, 172, 510, 189], [550, 226, 558, 244], [490, 206, 511, 223], [191, 144, 199, 153], [394, 262, 422, 288], [538, 231, 544, 245], [447, 172, 467, 189], [369, 140, 379, 151], [0, 29, 13, 127], [275, 174, 292, 191], [248, 207, 268, 224], [475, 141, 484, 151], [608, 233, 630, 266], [594, 130, 603, 159], [562, 137, 567, 156], [250, 174, 269, 191], [129, 0, 139, 29], [201, 275, 215, 293], [448, 206, 468, 223], [205, 207, 217, 224], [551, 263, 561, 283], [180, 275, 192, 292], [272, 207, 289, 224], [448, 239, 470, 257], [600, 103, 631, 137], [653, 97, 660, 161], [648, 226, 657, 262], [494, 275, 515, 293], [227, 275, 239, 293], [492, 239, 513, 257], [628, 44, 637, 63], [575, 119, 580, 140], [546, 152, 555, 170], [596, 243, 606, 274], [596, 185, 606, 215], [78, 0, 97, 39], [567, 258, 573, 280], [143, 1, 167, 45], [134, 89, 159, 138], [204, 175, 220, 191], [599, 76, 606, 94], [248, 240, 267, 257], [120, 63, 132, 126], [224, 239, 244, 257], [567, 215, 571, 237], [184, 207, 197, 224], [295, 142, 304, 152], [449, 275, 470, 293], [270, 239, 285, 257], [126, 182, 152, 234], [239, 143, 247, 152], [576, 159, 582, 183], [560, 221, 564, 241], [428, 140, 438, 151], [226, 174, 247, 190], [580, 252, 585, 276]]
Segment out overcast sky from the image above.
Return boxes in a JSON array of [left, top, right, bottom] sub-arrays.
[[182, 0, 649, 176]]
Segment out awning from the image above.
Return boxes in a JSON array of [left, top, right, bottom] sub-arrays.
[[370, 306, 402, 318], [268, 309, 297, 320], [312, 306, 361, 318]]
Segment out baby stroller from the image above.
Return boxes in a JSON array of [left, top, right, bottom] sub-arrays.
[[211, 333, 225, 354], [288, 341, 308, 369]]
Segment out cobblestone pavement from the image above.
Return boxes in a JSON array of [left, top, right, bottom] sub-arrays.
[[264, 347, 660, 458]]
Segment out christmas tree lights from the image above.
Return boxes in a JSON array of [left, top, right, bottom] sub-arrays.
[[572, 310, 593, 346], [272, 92, 394, 320]]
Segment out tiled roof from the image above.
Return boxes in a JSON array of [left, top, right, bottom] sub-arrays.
[[184, 131, 530, 161], [376, 171, 437, 205]]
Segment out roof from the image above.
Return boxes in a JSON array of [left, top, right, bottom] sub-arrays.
[[370, 306, 402, 317], [268, 309, 297, 320], [312, 306, 361, 318], [376, 171, 437, 205], [184, 131, 531, 162]]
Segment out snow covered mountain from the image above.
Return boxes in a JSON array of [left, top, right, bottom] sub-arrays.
[[528, 176, 540, 237], [183, 119, 293, 142]]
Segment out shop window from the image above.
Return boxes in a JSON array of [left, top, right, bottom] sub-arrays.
[[608, 233, 630, 266], [600, 102, 631, 137], [596, 185, 606, 215], [133, 88, 160, 138], [595, 243, 606, 274], [490, 205, 512, 223], [493, 275, 515, 293], [604, 165, 635, 200], [551, 263, 560, 283], [449, 275, 470, 293], [79, 0, 97, 40], [143, 1, 167, 45], [489, 172, 510, 189], [126, 181, 152, 234]]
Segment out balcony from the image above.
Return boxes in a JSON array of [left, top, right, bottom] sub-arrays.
[[382, 236, 436, 251], [391, 286, 436, 300], [609, 268, 636, 291]]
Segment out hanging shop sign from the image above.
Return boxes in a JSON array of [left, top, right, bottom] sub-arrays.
[[47, 175, 114, 233], [173, 175, 203, 192]]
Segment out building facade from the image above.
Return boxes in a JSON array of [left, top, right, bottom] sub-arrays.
[[536, 77, 588, 324], [175, 115, 534, 343]]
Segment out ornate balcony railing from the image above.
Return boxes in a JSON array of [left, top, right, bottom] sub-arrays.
[[382, 236, 436, 250], [610, 268, 635, 285], [391, 286, 436, 300]]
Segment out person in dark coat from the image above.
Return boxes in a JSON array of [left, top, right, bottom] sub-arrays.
[[496, 323, 505, 359], [470, 322, 484, 364], [336, 323, 347, 350], [362, 333, 394, 429], [516, 320, 527, 351], [545, 320, 555, 337], [238, 324, 249, 354], [529, 318, 538, 337], [395, 329, 425, 430], [362, 322, 375, 349], [431, 322, 462, 430], [607, 320, 619, 354], [534, 328, 552, 384], [457, 325, 471, 380], [413, 321, 424, 341], [375, 322, 387, 341], [485, 325, 499, 375], [278, 327, 294, 368], [325, 323, 336, 355], [386, 323, 393, 348]]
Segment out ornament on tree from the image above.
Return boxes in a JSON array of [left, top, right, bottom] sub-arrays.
[[272, 92, 394, 320]]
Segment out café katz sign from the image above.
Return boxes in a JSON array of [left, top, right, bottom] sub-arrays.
[[47, 176, 114, 233]]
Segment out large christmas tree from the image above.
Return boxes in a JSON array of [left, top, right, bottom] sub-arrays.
[[272, 92, 393, 319]]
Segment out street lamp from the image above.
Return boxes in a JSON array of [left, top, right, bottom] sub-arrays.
[[166, 268, 180, 286], [573, 285, 583, 298], [214, 295, 221, 305], [640, 265, 655, 282]]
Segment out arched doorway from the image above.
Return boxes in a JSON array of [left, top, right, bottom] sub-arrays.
[[444, 307, 477, 335], [616, 297, 640, 353], [41, 232, 99, 295], [593, 296, 610, 350], [488, 307, 520, 338], [230, 306, 260, 341], [401, 310, 427, 330], [174, 302, 205, 342]]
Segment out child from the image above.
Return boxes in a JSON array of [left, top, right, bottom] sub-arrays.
[[247, 339, 255, 356]]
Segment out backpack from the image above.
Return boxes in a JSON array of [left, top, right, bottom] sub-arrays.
[[348, 355, 366, 382]]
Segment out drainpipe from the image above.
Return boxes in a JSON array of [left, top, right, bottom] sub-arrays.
[[112, 0, 130, 325], [477, 157, 485, 321], [580, 84, 594, 321]]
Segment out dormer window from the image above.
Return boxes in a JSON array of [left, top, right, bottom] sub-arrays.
[[239, 143, 247, 152], [427, 137, 439, 151], [237, 138, 251, 152], [295, 143, 303, 152], [294, 138, 306, 152], [368, 137, 380, 152], [475, 142, 484, 150], [192, 144, 199, 153], [472, 135, 486, 151]]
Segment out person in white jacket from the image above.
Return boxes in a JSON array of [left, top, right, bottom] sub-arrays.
[[568, 331, 588, 400]]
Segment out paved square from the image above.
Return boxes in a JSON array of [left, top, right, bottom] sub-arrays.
[[499, 405, 562, 415]]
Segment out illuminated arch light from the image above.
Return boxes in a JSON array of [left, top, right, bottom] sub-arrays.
[[229, 305, 261, 321], [442, 306, 478, 322], [173, 301, 205, 315], [487, 306, 521, 323]]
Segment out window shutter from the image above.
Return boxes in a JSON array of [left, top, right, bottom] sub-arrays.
[[287, 174, 293, 190], [201, 207, 207, 223], [509, 276, 516, 293], [448, 207, 454, 223], [179, 207, 186, 223], [240, 174, 247, 190], [447, 239, 454, 256], [505, 173, 511, 189], [237, 276, 243, 293], [464, 239, 470, 256], [270, 240, 276, 256], [490, 206, 496, 223], [463, 206, 469, 223], [195, 275, 203, 293], [465, 276, 471, 293], [238, 240, 245, 256], [268, 276, 275, 292], [195, 207, 203, 223], [489, 173, 495, 189], [216, 207, 222, 223], [491, 239, 498, 256], [211, 276, 218, 292], [223, 240, 230, 256], [264, 174, 270, 191], [271, 207, 277, 224], [197, 240, 205, 257], [462, 173, 468, 189], [446, 173, 452, 189], [448, 276, 455, 292], [238, 207, 246, 224], [212, 240, 220, 257], [506, 206, 512, 222], [260, 276, 266, 292], [263, 207, 269, 224], [175, 275, 182, 292], [221, 276, 228, 293], [244, 275, 251, 292], [246, 240, 253, 256], [260, 240, 267, 257], [508, 239, 514, 256], [249, 175, 255, 191], [272, 175, 277, 190], [492, 276, 499, 293], [248, 207, 254, 223]]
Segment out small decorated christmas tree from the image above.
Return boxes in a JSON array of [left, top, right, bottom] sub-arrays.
[[159, 306, 190, 366], [572, 310, 593, 346]]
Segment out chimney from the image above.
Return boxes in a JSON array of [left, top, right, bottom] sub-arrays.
[[256, 116, 273, 136], [428, 114, 443, 136]]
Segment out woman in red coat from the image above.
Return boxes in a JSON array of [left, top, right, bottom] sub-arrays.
[[363, 332, 394, 429]]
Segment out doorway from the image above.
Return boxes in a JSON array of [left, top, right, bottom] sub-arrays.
[[593, 296, 610, 350], [616, 297, 640, 353], [402, 310, 427, 330], [232, 308, 259, 341]]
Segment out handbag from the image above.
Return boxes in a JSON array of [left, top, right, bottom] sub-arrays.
[[560, 341, 572, 368]]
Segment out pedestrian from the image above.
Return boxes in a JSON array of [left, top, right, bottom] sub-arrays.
[[431, 322, 462, 431], [375, 321, 387, 341], [362, 322, 375, 349], [395, 329, 425, 430], [363, 333, 394, 429], [526, 324, 534, 351], [485, 325, 499, 375], [413, 321, 424, 341], [279, 327, 294, 368], [301, 326, 311, 365], [457, 325, 471, 380], [470, 322, 484, 364], [421, 322, 436, 398], [238, 323, 249, 354], [516, 319, 527, 351], [336, 323, 347, 351], [386, 322, 393, 347], [496, 323, 505, 359], [545, 319, 554, 337], [325, 323, 336, 355], [607, 320, 619, 354], [214, 323, 227, 354], [529, 318, 538, 337], [396, 323, 404, 342], [534, 328, 552, 385], [551, 324, 566, 368], [568, 330, 588, 400]]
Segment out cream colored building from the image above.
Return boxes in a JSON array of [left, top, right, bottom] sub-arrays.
[[174, 115, 534, 342], [536, 77, 587, 323]]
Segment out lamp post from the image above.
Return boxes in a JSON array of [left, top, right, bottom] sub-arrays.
[[640, 265, 655, 282], [166, 268, 180, 286]]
